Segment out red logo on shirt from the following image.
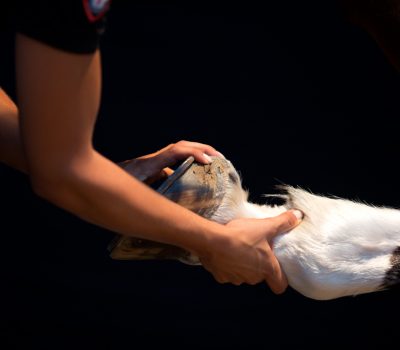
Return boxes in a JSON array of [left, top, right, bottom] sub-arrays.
[[83, 0, 111, 23]]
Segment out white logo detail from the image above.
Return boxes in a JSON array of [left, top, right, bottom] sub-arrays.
[[89, 0, 109, 15]]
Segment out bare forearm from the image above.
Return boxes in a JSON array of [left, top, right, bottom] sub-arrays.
[[0, 89, 27, 173], [34, 150, 226, 255], [0, 98, 221, 256], [11, 33, 299, 289], [0, 87, 221, 254]]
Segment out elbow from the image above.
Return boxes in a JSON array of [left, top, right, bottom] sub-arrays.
[[30, 173, 63, 201], [29, 167, 79, 206], [27, 151, 93, 206], [28, 153, 94, 215]]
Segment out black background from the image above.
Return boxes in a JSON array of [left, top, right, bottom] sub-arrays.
[[1, 1, 400, 348]]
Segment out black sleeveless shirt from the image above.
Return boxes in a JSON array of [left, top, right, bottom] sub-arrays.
[[1, 0, 112, 54]]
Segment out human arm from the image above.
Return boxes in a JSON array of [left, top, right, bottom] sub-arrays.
[[0, 88, 27, 173], [12, 33, 302, 291], [0, 89, 219, 180], [15, 33, 221, 254], [119, 141, 223, 184]]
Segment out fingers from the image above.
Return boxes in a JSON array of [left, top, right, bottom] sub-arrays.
[[262, 211, 299, 293], [162, 167, 174, 177], [128, 141, 223, 184], [214, 274, 243, 286], [162, 146, 210, 165], [264, 250, 288, 294], [176, 140, 224, 158], [213, 273, 262, 286], [162, 140, 224, 165], [202, 260, 248, 286], [177, 146, 214, 164], [267, 209, 303, 239], [143, 167, 173, 185]]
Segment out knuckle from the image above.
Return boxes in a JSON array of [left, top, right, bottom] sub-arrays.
[[273, 284, 287, 295], [214, 275, 227, 284], [195, 150, 204, 157], [286, 213, 297, 227], [268, 222, 279, 235], [168, 146, 184, 156], [274, 215, 295, 233], [247, 279, 260, 286], [214, 276, 222, 283], [283, 212, 297, 227], [166, 144, 176, 153]]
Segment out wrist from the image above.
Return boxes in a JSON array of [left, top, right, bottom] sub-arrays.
[[183, 221, 232, 259]]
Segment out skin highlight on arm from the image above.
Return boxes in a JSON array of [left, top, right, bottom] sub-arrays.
[[15, 34, 220, 256], [0, 88, 27, 172], [10, 34, 301, 290]]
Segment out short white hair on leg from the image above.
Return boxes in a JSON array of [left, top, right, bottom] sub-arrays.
[[208, 161, 400, 300], [110, 156, 400, 300]]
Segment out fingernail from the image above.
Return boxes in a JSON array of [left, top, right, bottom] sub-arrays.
[[203, 153, 213, 163], [216, 151, 226, 159], [292, 209, 304, 221]]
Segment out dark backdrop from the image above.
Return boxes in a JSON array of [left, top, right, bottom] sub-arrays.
[[1, 1, 400, 348]]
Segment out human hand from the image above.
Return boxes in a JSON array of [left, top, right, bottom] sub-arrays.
[[119, 140, 224, 184], [199, 210, 303, 293]]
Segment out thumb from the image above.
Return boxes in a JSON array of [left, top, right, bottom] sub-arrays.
[[268, 209, 303, 239]]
